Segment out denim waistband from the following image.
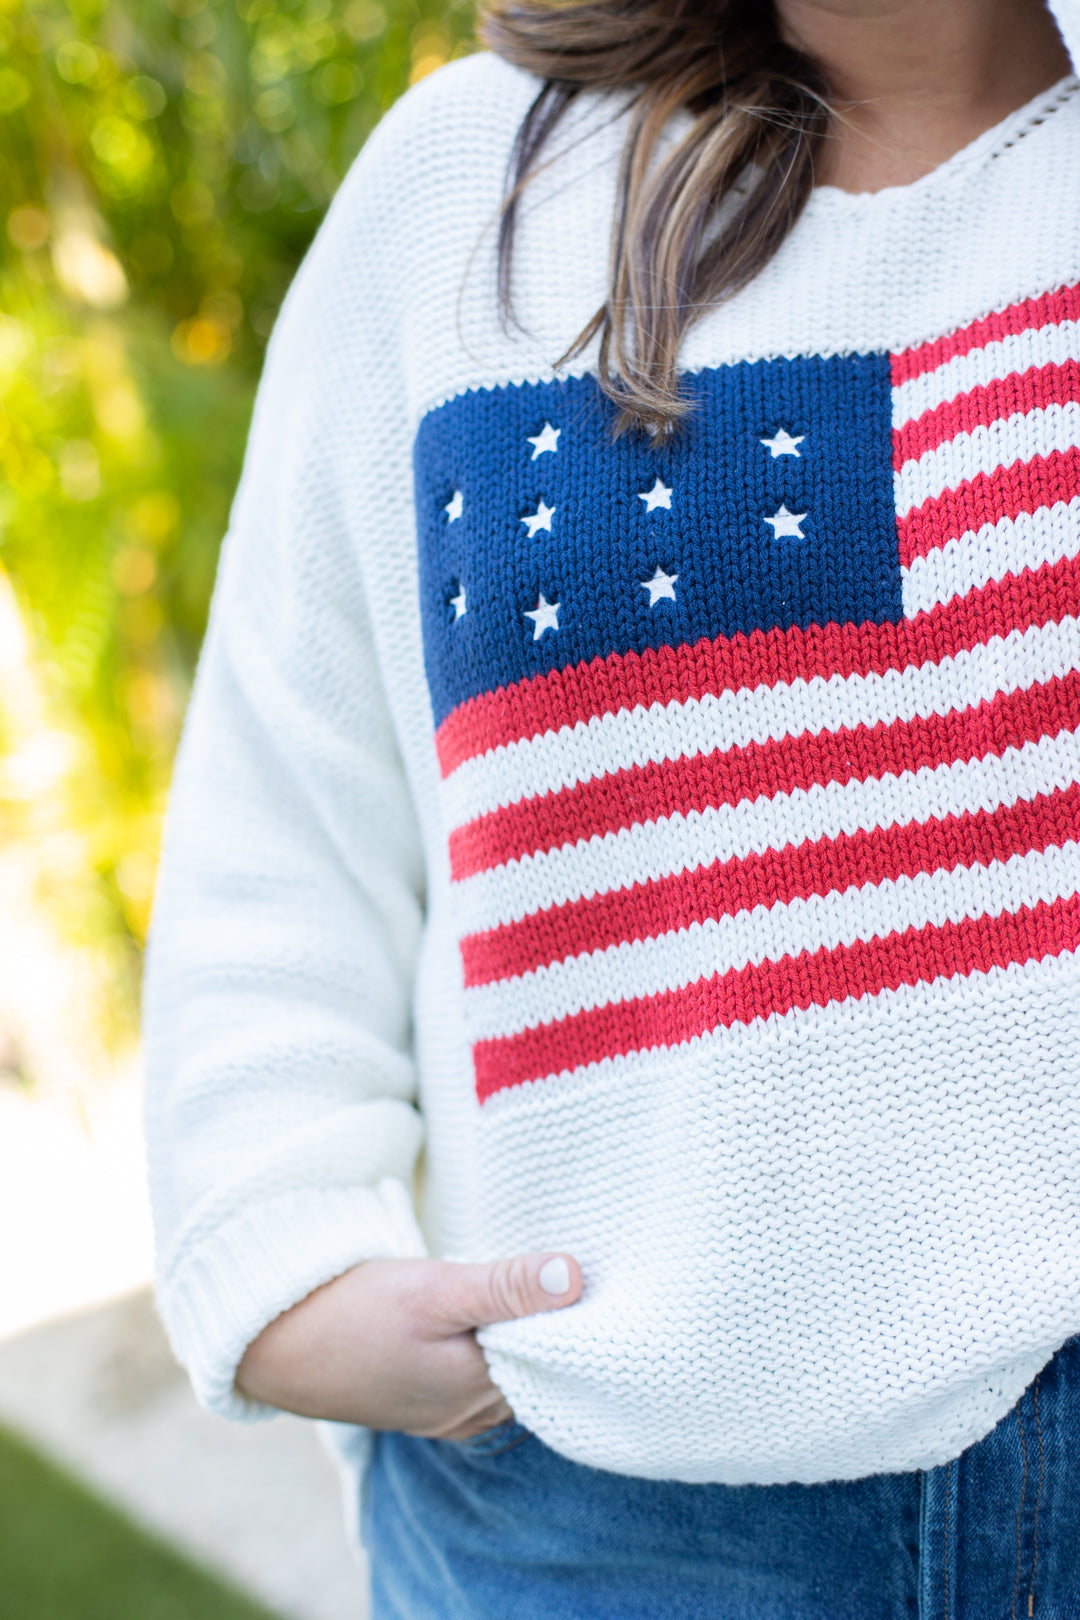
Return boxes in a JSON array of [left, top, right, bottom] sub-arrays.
[[365, 1335, 1080, 1619]]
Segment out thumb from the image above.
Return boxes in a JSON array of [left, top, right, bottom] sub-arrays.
[[435, 1252, 582, 1332]]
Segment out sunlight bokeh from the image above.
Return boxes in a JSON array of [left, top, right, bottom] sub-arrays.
[[1, 0, 475, 1102]]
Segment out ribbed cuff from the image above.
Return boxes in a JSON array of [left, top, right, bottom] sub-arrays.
[[157, 1175, 427, 1420]]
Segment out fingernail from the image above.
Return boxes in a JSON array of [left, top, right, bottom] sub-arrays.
[[538, 1256, 571, 1296]]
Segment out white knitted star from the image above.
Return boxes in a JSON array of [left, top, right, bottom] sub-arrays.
[[760, 429, 805, 458], [521, 499, 556, 538], [525, 594, 560, 639], [639, 477, 672, 512], [449, 584, 467, 620], [641, 566, 677, 605], [528, 422, 561, 459], [445, 490, 463, 522], [764, 503, 807, 539]]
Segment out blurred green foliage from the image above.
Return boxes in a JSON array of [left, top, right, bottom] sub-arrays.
[[0, 0, 475, 1038]]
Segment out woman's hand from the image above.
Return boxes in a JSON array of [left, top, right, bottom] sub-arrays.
[[235, 1252, 582, 1439]]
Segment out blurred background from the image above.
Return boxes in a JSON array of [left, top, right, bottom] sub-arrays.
[[0, 0, 474, 1613]]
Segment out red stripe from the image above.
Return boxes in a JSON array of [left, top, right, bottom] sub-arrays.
[[472, 894, 1080, 1098], [437, 551, 1080, 777], [890, 284, 1080, 386], [893, 361, 1080, 468], [462, 780, 1080, 987], [450, 671, 1080, 881], [896, 448, 1080, 567]]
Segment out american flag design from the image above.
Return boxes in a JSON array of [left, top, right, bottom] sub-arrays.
[[415, 284, 1080, 1102]]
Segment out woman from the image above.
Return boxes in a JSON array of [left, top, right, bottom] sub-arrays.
[[144, 0, 1080, 1612]]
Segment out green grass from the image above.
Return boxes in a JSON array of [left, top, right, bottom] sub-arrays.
[[0, 1420, 284, 1620]]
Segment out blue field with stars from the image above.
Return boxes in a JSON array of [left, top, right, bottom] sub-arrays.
[[413, 354, 901, 728]]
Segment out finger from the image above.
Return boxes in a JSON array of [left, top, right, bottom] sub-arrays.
[[433, 1252, 583, 1332]]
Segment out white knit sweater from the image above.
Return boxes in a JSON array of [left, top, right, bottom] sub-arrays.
[[145, 9, 1080, 1485]]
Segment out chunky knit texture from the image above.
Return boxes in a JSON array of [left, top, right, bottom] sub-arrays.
[[146, 34, 1080, 1485]]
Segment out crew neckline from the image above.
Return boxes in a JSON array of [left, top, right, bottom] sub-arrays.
[[807, 73, 1079, 208]]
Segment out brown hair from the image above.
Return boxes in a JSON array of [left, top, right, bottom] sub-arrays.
[[481, 0, 832, 436]]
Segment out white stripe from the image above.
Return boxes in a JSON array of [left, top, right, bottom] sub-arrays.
[[443, 618, 1080, 828], [452, 728, 1080, 934], [507, 949, 1080, 1093], [892, 320, 1080, 428], [894, 400, 1080, 516], [901, 498, 1080, 615], [462, 841, 1080, 1040]]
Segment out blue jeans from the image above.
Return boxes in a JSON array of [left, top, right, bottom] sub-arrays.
[[365, 1335, 1080, 1618]]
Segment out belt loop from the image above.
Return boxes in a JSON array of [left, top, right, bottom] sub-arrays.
[[920, 1459, 957, 1620]]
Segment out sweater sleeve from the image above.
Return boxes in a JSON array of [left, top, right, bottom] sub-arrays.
[[142, 117, 429, 1420]]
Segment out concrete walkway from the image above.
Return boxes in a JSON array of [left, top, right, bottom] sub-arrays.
[[0, 1070, 368, 1620], [0, 1290, 369, 1620]]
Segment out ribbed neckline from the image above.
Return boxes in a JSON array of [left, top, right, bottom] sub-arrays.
[[806, 73, 1080, 211]]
